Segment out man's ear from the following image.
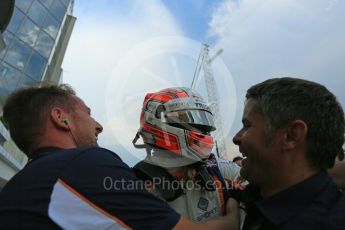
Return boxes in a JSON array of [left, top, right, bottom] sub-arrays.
[[282, 120, 308, 151], [50, 107, 69, 130]]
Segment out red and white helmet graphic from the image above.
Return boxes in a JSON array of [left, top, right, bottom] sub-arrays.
[[133, 87, 216, 162]]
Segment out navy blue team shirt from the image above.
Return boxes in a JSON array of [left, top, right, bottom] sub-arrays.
[[242, 171, 345, 230], [0, 147, 180, 229]]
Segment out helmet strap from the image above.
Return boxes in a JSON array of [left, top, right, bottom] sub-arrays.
[[132, 131, 147, 149], [145, 147, 153, 157]]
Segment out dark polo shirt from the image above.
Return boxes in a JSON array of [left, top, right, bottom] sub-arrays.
[[0, 147, 180, 229], [242, 171, 345, 230]]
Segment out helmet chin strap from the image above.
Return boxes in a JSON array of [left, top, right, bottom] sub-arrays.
[[132, 131, 155, 158], [132, 131, 147, 149]]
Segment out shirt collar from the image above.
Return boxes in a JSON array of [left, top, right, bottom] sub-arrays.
[[254, 171, 332, 226]]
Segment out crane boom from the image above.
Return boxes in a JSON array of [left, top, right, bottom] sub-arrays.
[[191, 44, 227, 159]]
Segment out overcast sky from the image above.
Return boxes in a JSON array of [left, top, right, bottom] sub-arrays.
[[63, 0, 345, 166]]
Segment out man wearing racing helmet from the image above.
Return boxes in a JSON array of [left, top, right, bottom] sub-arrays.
[[133, 87, 245, 222]]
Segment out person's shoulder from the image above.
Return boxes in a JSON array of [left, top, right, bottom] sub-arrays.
[[79, 146, 120, 156], [72, 146, 124, 164], [58, 147, 134, 187], [216, 158, 241, 178], [323, 190, 345, 229], [217, 158, 240, 168], [331, 190, 345, 211]]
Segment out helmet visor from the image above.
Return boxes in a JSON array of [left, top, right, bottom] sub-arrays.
[[163, 110, 216, 134]]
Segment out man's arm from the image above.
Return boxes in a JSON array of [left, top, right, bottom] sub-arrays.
[[58, 148, 240, 229], [174, 198, 240, 230]]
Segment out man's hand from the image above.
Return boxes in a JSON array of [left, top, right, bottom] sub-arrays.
[[225, 198, 240, 229]]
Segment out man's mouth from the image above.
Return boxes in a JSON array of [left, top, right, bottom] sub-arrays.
[[239, 148, 247, 158]]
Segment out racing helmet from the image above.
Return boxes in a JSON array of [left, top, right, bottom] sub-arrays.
[[133, 87, 216, 162]]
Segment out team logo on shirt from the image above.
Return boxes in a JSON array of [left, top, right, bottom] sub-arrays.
[[198, 197, 209, 211]]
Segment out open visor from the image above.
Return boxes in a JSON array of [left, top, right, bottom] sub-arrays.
[[162, 109, 216, 133]]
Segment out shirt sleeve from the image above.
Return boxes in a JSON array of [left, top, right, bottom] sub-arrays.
[[48, 147, 180, 230]]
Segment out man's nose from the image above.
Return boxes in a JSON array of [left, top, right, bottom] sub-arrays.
[[232, 132, 241, 145], [96, 122, 103, 134]]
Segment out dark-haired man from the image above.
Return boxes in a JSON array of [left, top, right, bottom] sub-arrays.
[[233, 77, 345, 229], [0, 84, 239, 229], [232, 156, 243, 167]]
